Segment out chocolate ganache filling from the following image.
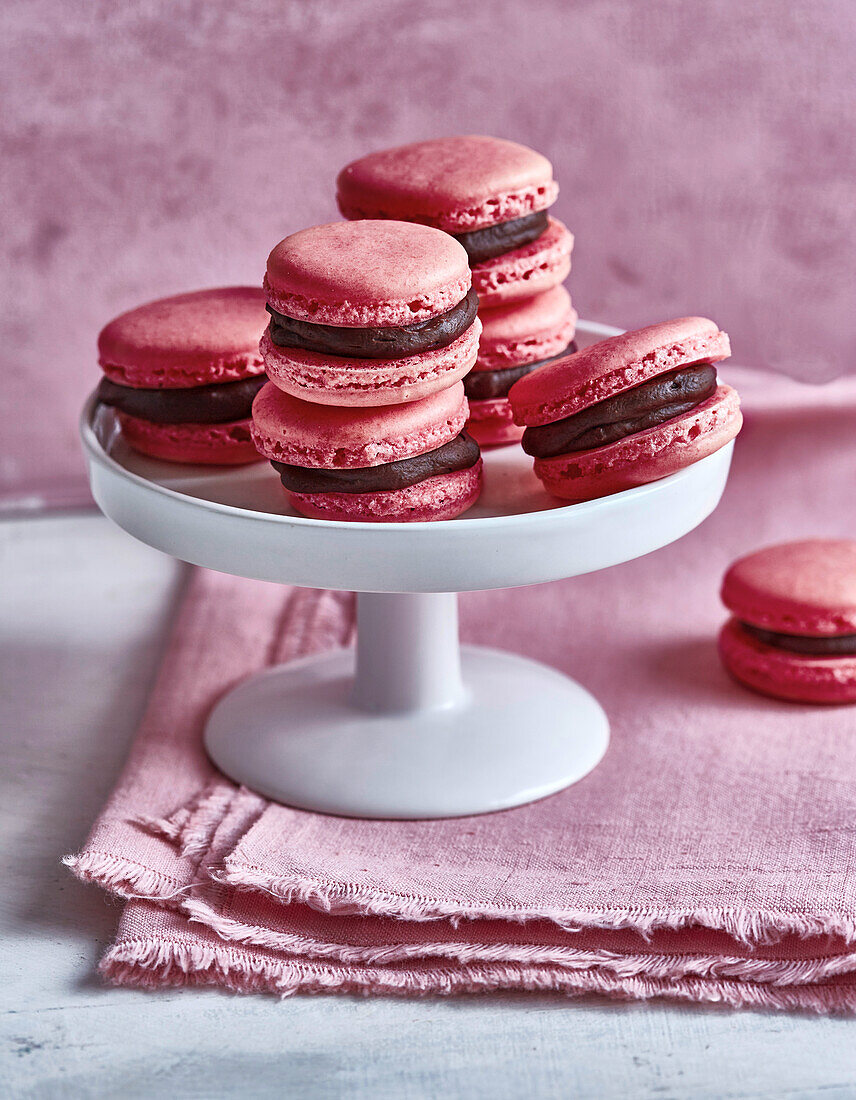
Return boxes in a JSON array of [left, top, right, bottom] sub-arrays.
[[272, 432, 480, 495], [267, 288, 478, 360], [522, 364, 718, 459], [740, 624, 856, 656], [97, 374, 266, 424], [464, 341, 578, 401], [453, 211, 549, 264]]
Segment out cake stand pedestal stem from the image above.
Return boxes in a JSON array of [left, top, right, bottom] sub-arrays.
[[352, 592, 464, 714]]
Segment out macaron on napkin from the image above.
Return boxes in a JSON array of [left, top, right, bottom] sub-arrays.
[[719, 539, 856, 704], [67, 366, 856, 1011]]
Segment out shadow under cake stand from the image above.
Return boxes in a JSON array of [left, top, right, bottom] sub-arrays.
[[81, 320, 734, 819]]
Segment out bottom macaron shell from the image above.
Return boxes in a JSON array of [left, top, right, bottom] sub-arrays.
[[472, 218, 573, 309], [718, 619, 856, 704], [260, 320, 480, 407], [533, 384, 742, 502], [465, 398, 525, 447], [117, 412, 261, 465], [288, 461, 483, 523]]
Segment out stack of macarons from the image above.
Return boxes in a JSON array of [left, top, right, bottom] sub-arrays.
[[337, 135, 576, 446], [250, 219, 484, 521], [97, 136, 743, 519], [96, 288, 269, 465], [509, 316, 743, 501], [719, 539, 856, 704], [465, 287, 578, 446]]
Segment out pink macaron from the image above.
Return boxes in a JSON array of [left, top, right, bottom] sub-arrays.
[[261, 221, 480, 407], [465, 286, 578, 447], [96, 287, 269, 464], [251, 380, 482, 522], [509, 316, 742, 502], [336, 135, 573, 307], [719, 539, 856, 704]]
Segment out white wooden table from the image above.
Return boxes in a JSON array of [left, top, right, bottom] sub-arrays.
[[2, 513, 854, 1099]]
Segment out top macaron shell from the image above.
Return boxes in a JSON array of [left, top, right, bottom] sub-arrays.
[[336, 135, 558, 232], [264, 221, 471, 328], [721, 539, 856, 636], [251, 380, 469, 469], [509, 317, 731, 427], [475, 285, 578, 372], [98, 287, 268, 389]]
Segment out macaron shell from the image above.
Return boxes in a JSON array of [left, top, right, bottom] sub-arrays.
[[721, 539, 856, 635], [718, 619, 856, 704], [532, 384, 742, 502], [336, 135, 557, 232], [260, 319, 480, 407], [472, 218, 573, 309], [251, 380, 468, 468], [475, 286, 577, 372], [117, 413, 260, 465], [98, 287, 268, 389], [465, 398, 525, 447], [264, 221, 471, 327], [288, 462, 483, 523], [510, 316, 731, 427]]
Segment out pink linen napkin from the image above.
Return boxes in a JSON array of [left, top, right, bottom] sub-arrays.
[[67, 367, 856, 1011]]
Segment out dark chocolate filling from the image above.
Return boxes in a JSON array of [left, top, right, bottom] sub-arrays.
[[453, 211, 549, 264], [464, 341, 578, 401], [521, 364, 718, 459], [740, 623, 856, 656], [267, 288, 478, 360], [272, 431, 480, 495], [97, 374, 266, 424]]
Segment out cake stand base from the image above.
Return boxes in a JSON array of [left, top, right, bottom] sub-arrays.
[[204, 592, 608, 819]]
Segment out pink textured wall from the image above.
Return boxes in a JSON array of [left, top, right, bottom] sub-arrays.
[[2, 1, 855, 506]]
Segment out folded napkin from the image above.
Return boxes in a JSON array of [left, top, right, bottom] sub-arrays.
[[67, 368, 856, 1011]]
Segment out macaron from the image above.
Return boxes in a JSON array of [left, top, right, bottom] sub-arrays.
[[719, 539, 856, 704], [509, 317, 742, 502], [251, 380, 482, 522], [336, 135, 573, 307], [261, 221, 480, 407], [465, 286, 578, 447], [96, 287, 268, 465]]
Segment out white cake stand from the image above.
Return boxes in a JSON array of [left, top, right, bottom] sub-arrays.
[[80, 320, 733, 819]]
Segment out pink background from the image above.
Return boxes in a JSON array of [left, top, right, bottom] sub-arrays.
[[3, 1, 855, 508]]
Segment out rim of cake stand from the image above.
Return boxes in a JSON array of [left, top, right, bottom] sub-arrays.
[[79, 317, 734, 593], [80, 411, 727, 536], [79, 319, 632, 536]]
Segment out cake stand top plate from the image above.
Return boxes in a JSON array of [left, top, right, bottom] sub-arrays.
[[80, 320, 734, 593]]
